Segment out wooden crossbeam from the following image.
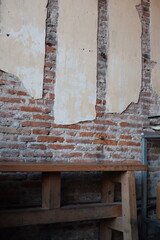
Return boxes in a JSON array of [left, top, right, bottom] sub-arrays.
[[0, 203, 122, 228]]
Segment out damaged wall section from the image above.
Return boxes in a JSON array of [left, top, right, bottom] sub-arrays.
[[0, 0, 47, 99], [106, 0, 141, 113], [54, 0, 98, 125]]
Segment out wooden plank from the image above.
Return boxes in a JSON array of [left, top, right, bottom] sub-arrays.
[[121, 171, 138, 240], [100, 172, 115, 240], [0, 203, 122, 228], [0, 162, 147, 172], [42, 172, 61, 209]]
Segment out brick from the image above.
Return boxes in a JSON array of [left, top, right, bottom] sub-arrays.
[[0, 112, 14, 118], [33, 114, 54, 121], [1, 150, 20, 157], [66, 138, 93, 144], [45, 46, 56, 53], [45, 62, 53, 68], [118, 141, 141, 147], [19, 136, 35, 142], [120, 122, 141, 128], [7, 89, 28, 96], [21, 121, 51, 128], [38, 136, 64, 143], [0, 127, 30, 135], [120, 135, 132, 140], [96, 99, 102, 104], [93, 139, 117, 146], [0, 97, 25, 103], [84, 153, 105, 158], [20, 106, 51, 114], [32, 129, 49, 135], [29, 144, 47, 150], [94, 133, 115, 139], [43, 85, 54, 91], [112, 154, 121, 159], [58, 152, 82, 158], [49, 93, 55, 99], [66, 131, 77, 137], [80, 132, 94, 137], [2, 135, 18, 141], [0, 143, 26, 149], [48, 144, 74, 150], [45, 70, 55, 77], [22, 151, 53, 157], [0, 79, 6, 85], [52, 124, 80, 130], [44, 77, 54, 83]]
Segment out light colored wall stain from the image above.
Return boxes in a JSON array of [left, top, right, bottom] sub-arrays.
[[151, 0, 160, 96], [106, 0, 141, 113], [54, 0, 98, 125], [0, 0, 47, 99]]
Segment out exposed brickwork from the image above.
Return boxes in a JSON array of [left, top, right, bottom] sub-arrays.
[[0, 0, 159, 239]]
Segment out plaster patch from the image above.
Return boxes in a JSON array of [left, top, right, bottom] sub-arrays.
[[151, 0, 160, 96], [106, 0, 141, 113], [54, 0, 98, 125], [0, 0, 47, 99]]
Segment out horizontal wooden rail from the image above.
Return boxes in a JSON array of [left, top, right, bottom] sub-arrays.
[[0, 203, 122, 228], [0, 162, 147, 172]]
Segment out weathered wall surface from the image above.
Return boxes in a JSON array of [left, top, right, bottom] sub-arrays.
[[0, 0, 47, 99], [0, 0, 160, 239], [106, 0, 141, 113], [150, 0, 160, 97], [54, 0, 98, 124]]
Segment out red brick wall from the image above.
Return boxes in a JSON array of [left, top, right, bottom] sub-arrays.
[[0, 0, 159, 239]]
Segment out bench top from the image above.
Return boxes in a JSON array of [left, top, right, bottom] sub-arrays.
[[0, 162, 147, 172]]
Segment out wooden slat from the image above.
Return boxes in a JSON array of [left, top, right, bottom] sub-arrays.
[[0, 203, 122, 228], [0, 162, 147, 172], [100, 172, 115, 240], [42, 172, 61, 209]]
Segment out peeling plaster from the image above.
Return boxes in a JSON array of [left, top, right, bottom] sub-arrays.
[[106, 0, 141, 113], [0, 0, 47, 99], [54, 0, 98, 125], [151, 0, 160, 96]]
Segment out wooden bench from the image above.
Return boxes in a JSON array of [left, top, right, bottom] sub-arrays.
[[0, 162, 147, 240]]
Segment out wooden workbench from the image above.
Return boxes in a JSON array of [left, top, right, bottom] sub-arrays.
[[0, 162, 147, 240]]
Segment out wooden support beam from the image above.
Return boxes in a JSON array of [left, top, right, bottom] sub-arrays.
[[156, 182, 160, 219], [121, 171, 138, 240], [0, 203, 122, 228], [42, 172, 61, 209], [100, 172, 115, 240]]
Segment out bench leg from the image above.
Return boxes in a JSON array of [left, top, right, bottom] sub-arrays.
[[121, 171, 139, 240], [42, 172, 61, 209], [100, 173, 115, 240]]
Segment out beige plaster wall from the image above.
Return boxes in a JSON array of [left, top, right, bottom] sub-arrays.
[[54, 0, 98, 125], [0, 0, 47, 99], [151, 0, 160, 96], [106, 0, 141, 113]]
